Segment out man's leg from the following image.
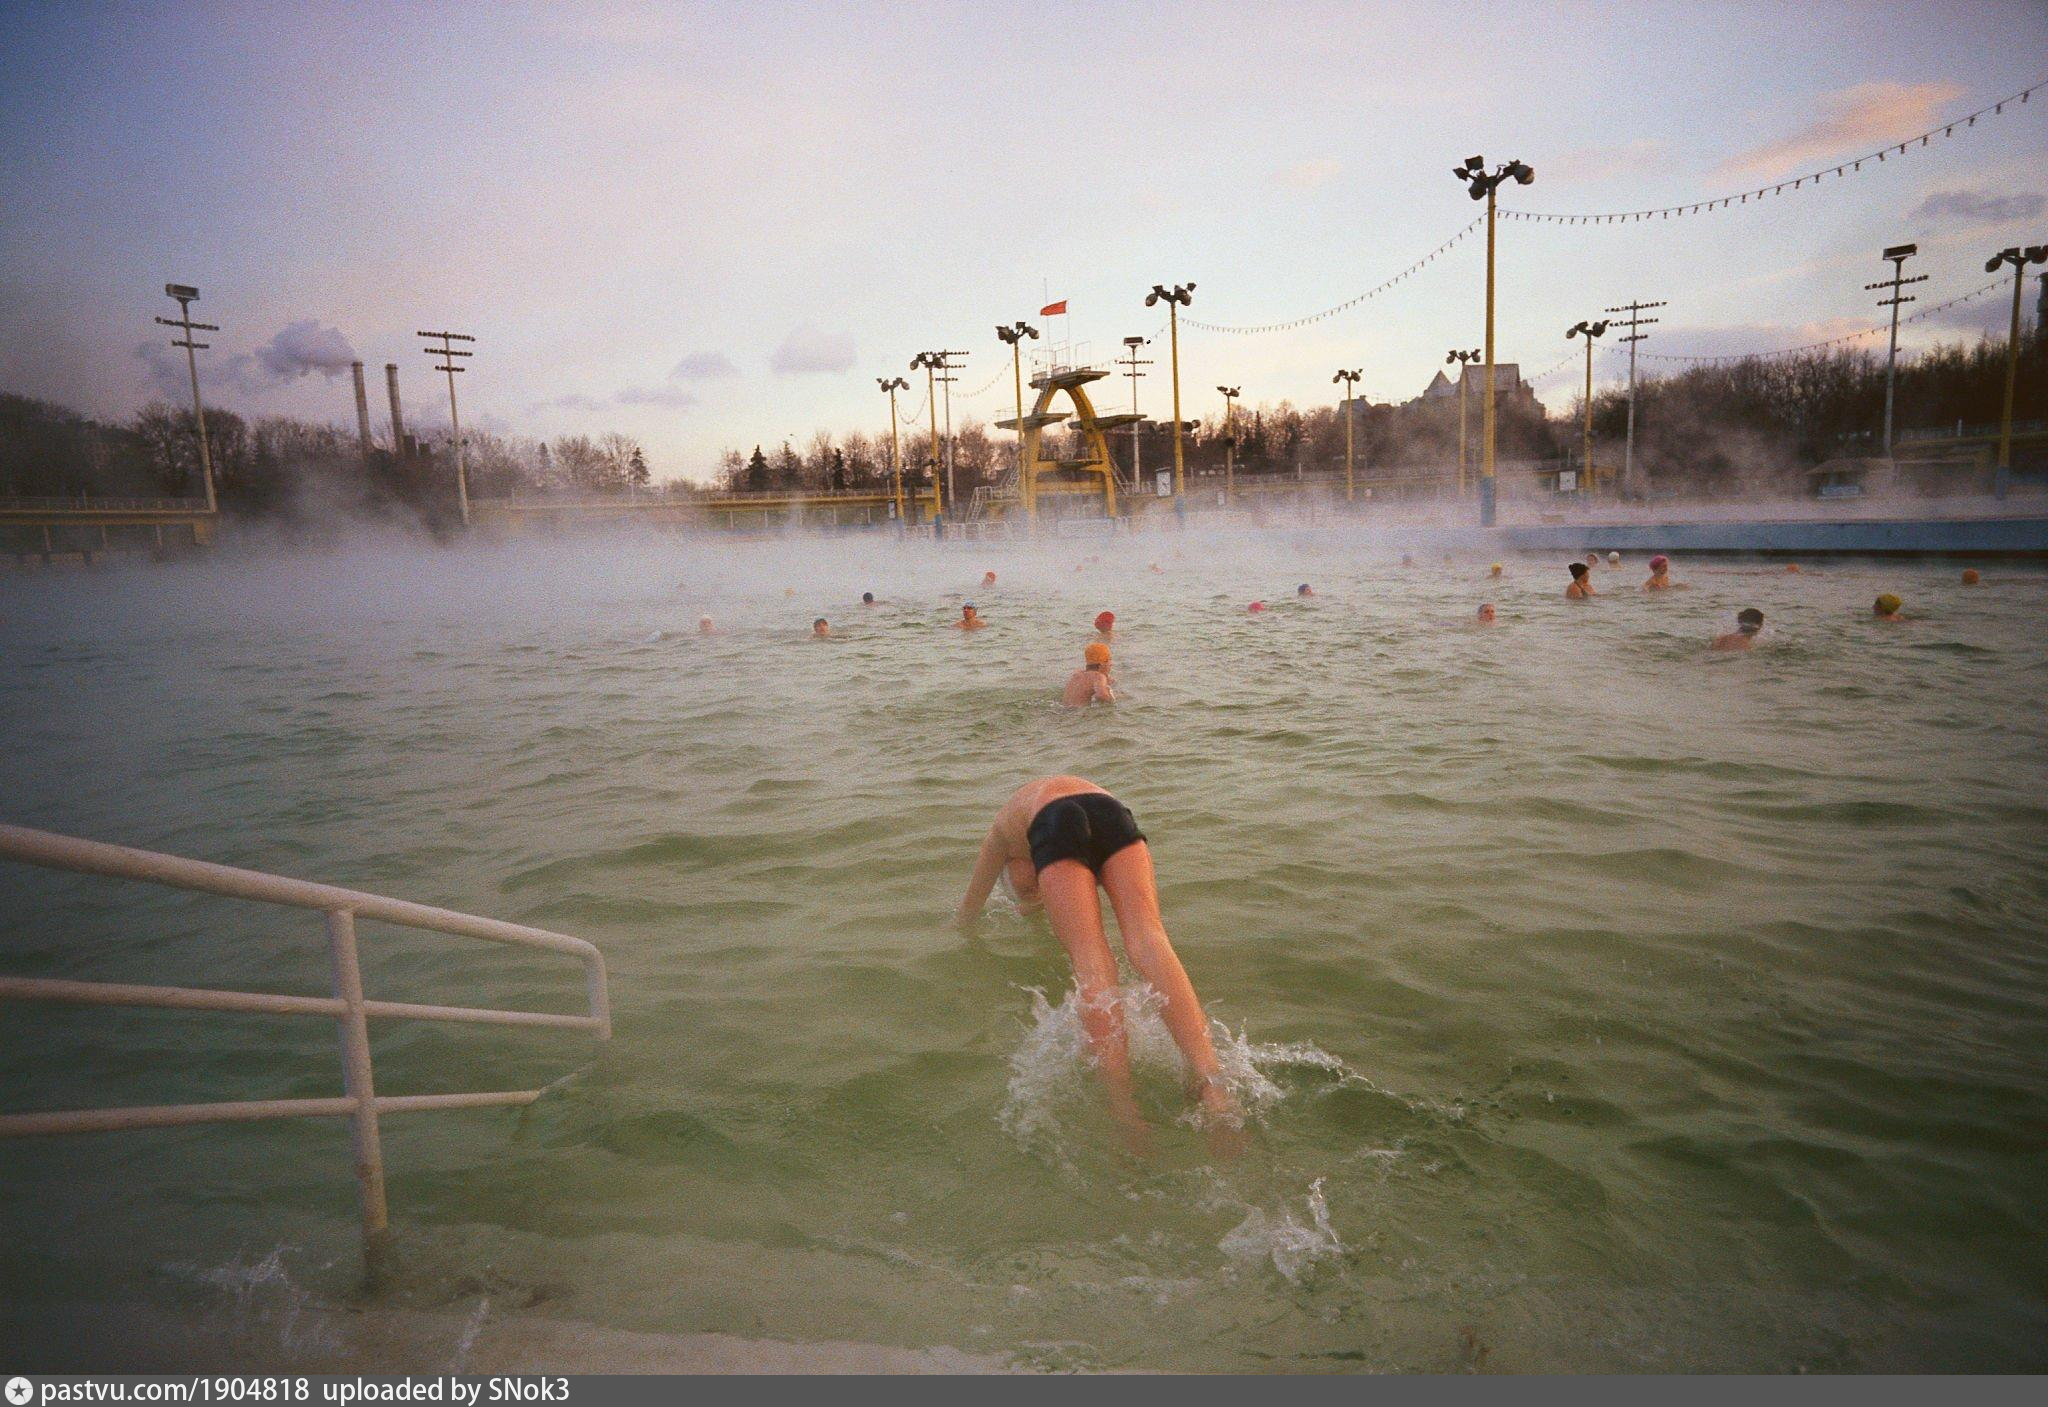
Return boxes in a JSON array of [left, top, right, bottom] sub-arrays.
[[1099, 843, 1234, 1115], [1039, 859, 1146, 1146]]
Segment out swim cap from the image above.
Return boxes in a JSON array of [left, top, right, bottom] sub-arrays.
[[861, 592, 874, 603], [1297, 583, 1311, 595], [1649, 555, 1669, 570], [1875, 593, 1901, 615], [1737, 608, 1764, 629], [1094, 611, 1115, 631], [1490, 563, 1503, 575], [1247, 600, 1266, 613], [1084, 642, 1111, 665], [963, 602, 977, 611], [1962, 568, 1980, 585], [1608, 552, 1621, 564]]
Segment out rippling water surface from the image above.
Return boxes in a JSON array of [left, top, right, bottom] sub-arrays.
[[3, 529, 2046, 1371]]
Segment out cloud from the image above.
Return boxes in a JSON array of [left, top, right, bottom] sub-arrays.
[[1652, 317, 1873, 360], [1715, 81, 1963, 179], [769, 325, 856, 374], [670, 351, 739, 379], [252, 319, 357, 382], [1910, 188, 2046, 226], [1547, 138, 1666, 186], [617, 383, 699, 407], [134, 318, 358, 400], [1277, 158, 1341, 190], [528, 393, 611, 414]]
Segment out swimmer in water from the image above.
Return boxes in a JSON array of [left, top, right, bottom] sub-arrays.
[[1094, 610, 1116, 638], [1246, 600, 1266, 614], [955, 776, 1239, 1145], [698, 615, 718, 635], [1644, 554, 1675, 591], [1296, 583, 1314, 597], [1711, 607, 1764, 652], [1476, 603, 1497, 625], [1785, 563, 1802, 574], [1489, 563, 1503, 579], [1585, 552, 1601, 573], [1566, 562, 1595, 599], [954, 603, 987, 630], [1874, 593, 1904, 621], [982, 571, 998, 588], [1608, 551, 1621, 568], [862, 592, 876, 606], [1400, 553, 1416, 568], [812, 617, 831, 639], [1962, 568, 1981, 586], [1062, 643, 1117, 707]]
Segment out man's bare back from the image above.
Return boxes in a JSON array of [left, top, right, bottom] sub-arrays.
[[1063, 667, 1115, 707]]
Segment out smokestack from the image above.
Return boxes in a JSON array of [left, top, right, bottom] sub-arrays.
[[385, 363, 406, 458], [351, 361, 373, 463]]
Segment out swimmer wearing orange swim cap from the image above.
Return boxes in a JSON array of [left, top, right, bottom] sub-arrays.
[[1063, 643, 1116, 707], [1874, 593, 1903, 620], [1962, 568, 1981, 586]]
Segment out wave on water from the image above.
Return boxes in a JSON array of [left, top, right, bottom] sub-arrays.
[[165, 1245, 338, 1357], [1217, 1178, 1344, 1283], [999, 983, 1368, 1158]]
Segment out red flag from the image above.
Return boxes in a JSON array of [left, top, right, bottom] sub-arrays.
[[1040, 300, 1067, 316]]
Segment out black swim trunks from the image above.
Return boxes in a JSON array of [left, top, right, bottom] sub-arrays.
[[1027, 792, 1146, 875]]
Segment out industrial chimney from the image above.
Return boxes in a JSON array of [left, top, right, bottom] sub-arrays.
[[384, 363, 406, 459], [351, 361, 373, 464]]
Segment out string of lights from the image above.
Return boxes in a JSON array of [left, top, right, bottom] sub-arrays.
[[1179, 216, 1484, 334], [896, 389, 929, 425], [1621, 278, 2005, 365], [1520, 350, 1582, 388], [1500, 78, 2043, 227]]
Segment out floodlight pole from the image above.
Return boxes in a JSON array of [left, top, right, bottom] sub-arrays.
[[998, 323, 1039, 527], [1566, 321, 1609, 491], [1217, 386, 1240, 502], [1119, 337, 1151, 492], [154, 285, 220, 512], [1447, 348, 1479, 496], [417, 330, 475, 526], [878, 377, 908, 523], [1987, 245, 2048, 481], [911, 353, 944, 524], [1451, 158, 1532, 525], [1333, 369, 1362, 501], [1146, 283, 1195, 502], [1866, 245, 1926, 459], [1604, 299, 1664, 500]]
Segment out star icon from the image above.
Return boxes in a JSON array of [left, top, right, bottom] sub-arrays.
[[6, 1378, 34, 1406]]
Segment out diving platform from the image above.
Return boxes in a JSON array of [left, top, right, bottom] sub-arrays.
[[1028, 367, 1109, 391], [1086, 413, 1144, 431], [994, 411, 1073, 431]]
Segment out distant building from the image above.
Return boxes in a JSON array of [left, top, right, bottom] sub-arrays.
[[1410, 365, 1527, 406]]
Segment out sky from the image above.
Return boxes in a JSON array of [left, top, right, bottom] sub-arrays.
[[1, 0, 2043, 484]]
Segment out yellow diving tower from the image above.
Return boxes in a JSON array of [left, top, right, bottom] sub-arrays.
[[995, 365, 1143, 530]]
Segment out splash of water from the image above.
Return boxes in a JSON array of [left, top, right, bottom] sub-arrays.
[[1218, 1178, 1344, 1283]]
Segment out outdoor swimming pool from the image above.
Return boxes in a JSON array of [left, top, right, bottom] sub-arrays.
[[2, 529, 2044, 1371]]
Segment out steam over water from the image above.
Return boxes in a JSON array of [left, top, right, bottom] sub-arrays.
[[2, 529, 2046, 1371]]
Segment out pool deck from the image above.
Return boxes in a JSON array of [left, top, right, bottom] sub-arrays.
[[1486, 513, 2048, 557]]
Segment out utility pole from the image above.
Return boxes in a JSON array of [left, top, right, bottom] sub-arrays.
[[417, 330, 475, 526], [1604, 298, 1664, 500], [1867, 244, 1927, 459], [1119, 336, 1151, 492], [1452, 156, 1534, 526], [1216, 386, 1240, 503], [877, 376, 909, 523], [1566, 320, 1610, 491], [1447, 348, 1479, 496], [154, 283, 219, 512], [997, 322, 1040, 527], [1985, 244, 2048, 490], [1145, 283, 1195, 502], [1331, 370, 1362, 501]]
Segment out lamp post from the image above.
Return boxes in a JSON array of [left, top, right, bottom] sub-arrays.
[[1216, 385, 1240, 502], [997, 321, 1040, 526], [1566, 320, 1610, 491], [153, 284, 219, 512], [1866, 244, 1927, 460], [1451, 156, 1534, 527], [1446, 347, 1479, 496], [1119, 336, 1151, 493], [1144, 283, 1195, 501], [877, 376, 909, 523], [1331, 369, 1362, 501], [1986, 243, 2048, 489], [909, 352, 945, 525]]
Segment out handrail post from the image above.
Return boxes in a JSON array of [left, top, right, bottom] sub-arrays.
[[324, 909, 389, 1265]]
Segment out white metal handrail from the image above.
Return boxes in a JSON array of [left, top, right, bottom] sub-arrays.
[[0, 822, 611, 1259]]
